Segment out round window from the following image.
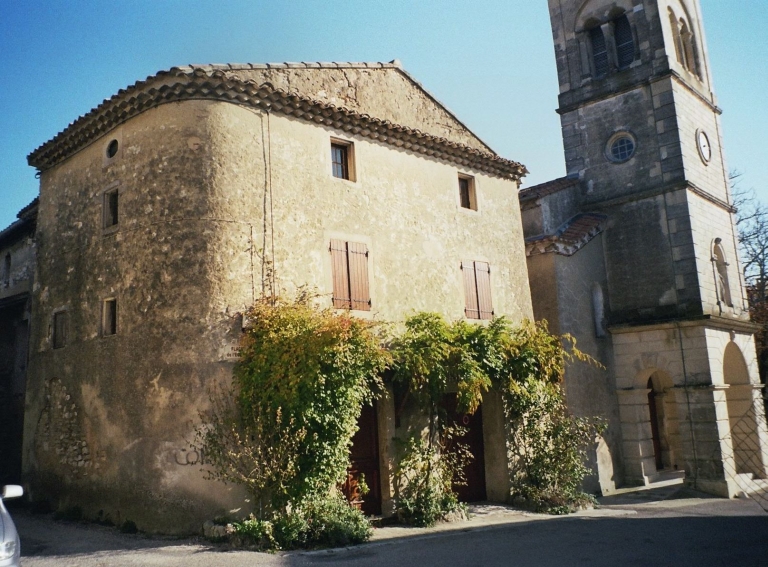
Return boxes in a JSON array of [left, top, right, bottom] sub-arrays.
[[106, 139, 119, 159], [606, 133, 636, 163]]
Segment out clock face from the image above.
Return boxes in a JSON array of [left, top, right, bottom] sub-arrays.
[[697, 130, 712, 164]]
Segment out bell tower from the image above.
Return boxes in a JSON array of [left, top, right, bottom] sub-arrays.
[[531, 0, 768, 496]]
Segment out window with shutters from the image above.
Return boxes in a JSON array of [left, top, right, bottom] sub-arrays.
[[589, 26, 609, 78], [458, 175, 477, 211], [53, 310, 68, 349], [102, 298, 117, 336], [614, 15, 635, 69], [331, 139, 356, 181], [461, 261, 493, 320], [330, 239, 371, 311]]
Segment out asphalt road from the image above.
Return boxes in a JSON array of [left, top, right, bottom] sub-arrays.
[[14, 487, 768, 566]]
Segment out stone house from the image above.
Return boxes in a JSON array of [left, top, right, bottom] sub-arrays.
[[21, 62, 531, 532], [523, 0, 768, 497], [0, 199, 36, 487]]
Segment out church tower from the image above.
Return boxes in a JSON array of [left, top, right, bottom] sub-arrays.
[[522, 0, 768, 497]]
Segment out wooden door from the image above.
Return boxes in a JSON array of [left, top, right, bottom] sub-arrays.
[[443, 394, 487, 502], [344, 403, 382, 515], [647, 379, 663, 471]]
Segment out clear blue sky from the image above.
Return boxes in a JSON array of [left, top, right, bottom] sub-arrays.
[[1, 1, 766, 230]]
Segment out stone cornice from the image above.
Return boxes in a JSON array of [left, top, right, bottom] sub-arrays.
[[28, 67, 527, 181]]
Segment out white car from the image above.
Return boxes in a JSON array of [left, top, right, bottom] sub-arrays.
[[0, 485, 22, 567]]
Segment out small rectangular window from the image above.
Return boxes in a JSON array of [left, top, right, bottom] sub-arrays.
[[103, 188, 119, 229], [459, 175, 477, 210], [3, 253, 10, 287], [462, 261, 493, 320], [103, 298, 117, 336], [330, 239, 371, 311], [331, 140, 355, 181], [53, 311, 68, 349]]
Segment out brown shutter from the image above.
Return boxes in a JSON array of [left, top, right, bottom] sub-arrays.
[[330, 239, 351, 309], [475, 261, 494, 320], [462, 261, 480, 319], [348, 242, 371, 311]]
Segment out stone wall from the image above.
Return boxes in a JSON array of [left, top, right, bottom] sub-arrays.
[[24, 95, 531, 532]]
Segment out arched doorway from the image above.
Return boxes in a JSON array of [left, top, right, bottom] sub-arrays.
[[723, 343, 763, 478], [645, 371, 677, 472], [647, 378, 664, 471]]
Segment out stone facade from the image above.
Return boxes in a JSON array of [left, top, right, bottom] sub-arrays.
[[0, 200, 36, 486], [22, 63, 531, 532], [522, 0, 768, 497]]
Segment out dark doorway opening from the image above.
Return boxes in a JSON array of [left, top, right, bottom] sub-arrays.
[[443, 393, 487, 502], [0, 300, 29, 485], [647, 378, 663, 471], [344, 403, 382, 515]]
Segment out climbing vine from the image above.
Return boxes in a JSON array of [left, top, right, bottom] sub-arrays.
[[390, 314, 602, 519], [197, 292, 390, 519]]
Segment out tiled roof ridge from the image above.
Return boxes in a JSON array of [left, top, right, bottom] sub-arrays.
[[525, 212, 608, 257], [28, 63, 523, 179], [518, 175, 580, 201]]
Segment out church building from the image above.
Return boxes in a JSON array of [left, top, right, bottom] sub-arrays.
[[523, 0, 768, 496]]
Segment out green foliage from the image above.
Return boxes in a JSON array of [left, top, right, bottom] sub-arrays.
[[229, 492, 372, 551], [505, 378, 604, 513], [391, 313, 602, 517], [394, 433, 469, 527], [197, 293, 389, 517]]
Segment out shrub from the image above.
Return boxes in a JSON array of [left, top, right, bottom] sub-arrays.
[[394, 435, 468, 527], [230, 492, 371, 551], [196, 293, 390, 517]]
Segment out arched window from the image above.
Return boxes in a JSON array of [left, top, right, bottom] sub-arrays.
[[669, 10, 702, 79], [614, 15, 635, 69], [590, 26, 609, 78], [713, 239, 733, 307], [592, 283, 606, 338]]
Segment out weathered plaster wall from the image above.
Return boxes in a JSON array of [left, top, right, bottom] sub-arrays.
[[553, 236, 624, 493], [215, 65, 493, 153], [0, 235, 35, 301], [25, 100, 252, 533], [25, 97, 532, 532]]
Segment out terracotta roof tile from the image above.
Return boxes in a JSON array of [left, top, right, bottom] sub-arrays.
[[519, 176, 580, 202], [27, 63, 527, 181], [525, 213, 608, 257]]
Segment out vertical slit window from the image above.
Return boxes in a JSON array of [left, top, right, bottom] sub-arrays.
[[53, 311, 68, 349], [459, 176, 477, 210], [104, 189, 119, 229], [103, 298, 117, 336], [331, 143, 349, 180], [330, 239, 371, 311], [590, 26, 609, 78], [462, 261, 494, 320], [3, 253, 10, 287], [614, 15, 635, 69]]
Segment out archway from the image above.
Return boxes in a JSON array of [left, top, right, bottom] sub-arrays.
[[646, 372, 675, 471], [723, 343, 763, 477]]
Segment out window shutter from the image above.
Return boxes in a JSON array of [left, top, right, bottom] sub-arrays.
[[590, 27, 609, 77], [614, 15, 635, 69], [474, 262, 494, 320], [330, 239, 351, 309], [462, 261, 480, 319], [347, 242, 371, 311]]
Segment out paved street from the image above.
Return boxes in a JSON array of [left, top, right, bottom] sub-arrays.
[[15, 486, 768, 566]]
